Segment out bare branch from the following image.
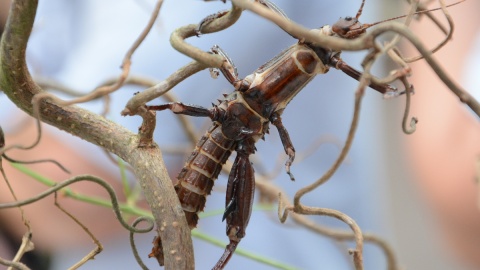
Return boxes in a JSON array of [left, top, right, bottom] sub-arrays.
[[170, 2, 242, 67], [233, 0, 480, 118], [0, 256, 30, 270], [0, 1, 193, 268], [122, 61, 206, 114]]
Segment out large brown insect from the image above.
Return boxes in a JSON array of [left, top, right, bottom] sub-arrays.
[[146, 0, 458, 268]]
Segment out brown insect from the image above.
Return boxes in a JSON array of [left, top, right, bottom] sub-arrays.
[[147, 0, 460, 268]]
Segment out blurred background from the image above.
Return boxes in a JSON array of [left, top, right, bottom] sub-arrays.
[[1, 0, 479, 269]]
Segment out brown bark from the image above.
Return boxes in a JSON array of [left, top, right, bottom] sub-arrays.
[[0, 0, 193, 269]]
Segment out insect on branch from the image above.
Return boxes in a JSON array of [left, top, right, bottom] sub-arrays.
[[1, 0, 476, 269]]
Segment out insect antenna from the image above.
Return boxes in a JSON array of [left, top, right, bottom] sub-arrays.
[[361, 0, 465, 31], [355, 0, 366, 19]]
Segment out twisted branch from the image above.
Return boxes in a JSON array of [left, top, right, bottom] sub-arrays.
[[0, 1, 192, 269]]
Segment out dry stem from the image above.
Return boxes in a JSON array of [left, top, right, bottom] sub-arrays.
[[0, 1, 193, 269]]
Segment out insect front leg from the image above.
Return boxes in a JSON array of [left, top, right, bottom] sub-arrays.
[[213, 140, 256, 270], [270, 112, 296, 181], [329, 56, 398, 95], [146, 103, 226, 122], [210, 44, 256, 92], [210, 45, 240, 85]]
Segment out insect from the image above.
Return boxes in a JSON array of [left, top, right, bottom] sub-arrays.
[[146, 0, 458, 268]]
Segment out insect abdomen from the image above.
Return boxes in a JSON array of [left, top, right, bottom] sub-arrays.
[[175, 123, 235, 228]]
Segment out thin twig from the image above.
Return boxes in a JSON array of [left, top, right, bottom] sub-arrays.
[[118, 75, 199, 144], [122, 61, 207, 114], [0, 113, 43, 154], [35, 0, 164, 107], [130, 216, 153, 270], [0, 257, 30, 270], [7, 232, 34, 270], [0, 1, 194, 267], [0, 175, 154, 233], [402, 0, 459, 62], [2, 154, 70, 174], [400, 77, 417, 134], [233, 0, 480, 117], [54, 192, 103, 270], [0, 131, 34, 270]]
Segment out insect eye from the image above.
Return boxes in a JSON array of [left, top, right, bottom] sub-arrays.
[[345, 16, 353, 21]]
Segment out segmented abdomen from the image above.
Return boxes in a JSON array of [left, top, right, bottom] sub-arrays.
[[175, 123, 235, 228]]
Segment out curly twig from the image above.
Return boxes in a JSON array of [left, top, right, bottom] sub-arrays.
[[130, 216, 155, 270], [0, 112, 42, 154], [0, 128, 35, 270], [0, 1, 193, 268], [123, 2, 241, 116], [400, 78, 418, 134], [0, 114, 70, 174], [402, 0, 459, 63], [2, 153, 70, 174], [283, 79, 368, 270], [233, 0, 479, 118], [231, 0, 373, 51], [122, 61, 207, 115], [371, 23, 479, 117], [36, 0, 164, 107], [116, 75, 199, 144], [0, 175, 152, 233], [170, 2, 242, 67], [253, 176, 400, 269]]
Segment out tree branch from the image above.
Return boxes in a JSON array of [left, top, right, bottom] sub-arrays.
[[0, 1, 193, 269]]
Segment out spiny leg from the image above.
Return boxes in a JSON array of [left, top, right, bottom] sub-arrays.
[[195, 10, 229, 36], [256, 0, 289, 20], [213, 141, 256, 270], [197, 1, 290, 88], [210, 45, 240, 86], [270, 112, 295, 181], [209, 44, 254, 92], [146, 103, 225, 121]]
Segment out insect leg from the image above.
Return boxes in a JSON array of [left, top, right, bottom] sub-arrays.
[[255, 0, 289, 20], [214, 141, 256, 270], [270, 112, 295, 181], [146, 102, 226, 119], [210, 45, 256, 92], [210, 45, 240, 86], [195, 10, 230, 36], [330, 56, 399, 95]]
